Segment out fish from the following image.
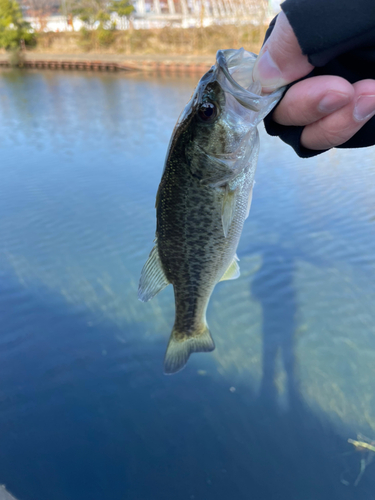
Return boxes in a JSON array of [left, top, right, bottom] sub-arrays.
[[138, 48, 284, 374]]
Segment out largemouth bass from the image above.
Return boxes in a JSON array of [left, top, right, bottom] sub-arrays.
[[139, 48, 284, 374]]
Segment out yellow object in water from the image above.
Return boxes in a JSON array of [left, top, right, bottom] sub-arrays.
[[346, 435, 375, 486], [348, 437, 375, 454]]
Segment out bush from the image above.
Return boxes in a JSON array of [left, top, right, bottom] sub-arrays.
[[78, 25, 115, 50], [97, 26, 115, 47], [34, 24, 267, 55]]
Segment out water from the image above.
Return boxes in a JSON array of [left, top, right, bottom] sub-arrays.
[[0, 69, 375, 500]]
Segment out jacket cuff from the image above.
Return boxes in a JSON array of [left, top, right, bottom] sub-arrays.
[[263, 112, 328, 159]]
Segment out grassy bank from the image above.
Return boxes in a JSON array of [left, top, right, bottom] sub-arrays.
[[30, 24, 267, 56]]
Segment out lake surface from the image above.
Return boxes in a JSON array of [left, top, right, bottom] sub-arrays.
[[0, 68, 375, 500]]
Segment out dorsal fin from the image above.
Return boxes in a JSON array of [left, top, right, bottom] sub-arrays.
[[138, 241, 170, 302]]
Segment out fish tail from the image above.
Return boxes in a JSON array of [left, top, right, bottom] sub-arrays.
[[164, 324, 215, 375]]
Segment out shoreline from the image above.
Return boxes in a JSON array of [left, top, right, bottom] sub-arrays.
[[0, 53, 214, 73]]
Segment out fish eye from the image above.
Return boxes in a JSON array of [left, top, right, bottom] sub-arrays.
[[197, 102, 218, 123]]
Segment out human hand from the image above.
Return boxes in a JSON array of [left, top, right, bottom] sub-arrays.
[[252, 12, 375, 151]]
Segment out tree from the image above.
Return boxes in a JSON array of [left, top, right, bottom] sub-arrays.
[[69, 0, 110, 28], [68, 0, 134, 29], [0, 0, 34, 50], [109, 0, 133, 29], [109, 0, 133, 19]]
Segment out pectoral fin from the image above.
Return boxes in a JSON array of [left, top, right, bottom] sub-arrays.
[[245, 185, 254, 220], [220, 255, 240, 281], [138, 242, 170, 302], [222, 186, 237, 238]]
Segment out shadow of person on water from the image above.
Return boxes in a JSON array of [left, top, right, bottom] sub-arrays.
[[250, 243, 301, 408]]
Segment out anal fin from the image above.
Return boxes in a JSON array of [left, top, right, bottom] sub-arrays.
[[245, 185, 254, 220], [138, 242, 170, 302], [219, 255, 240, 281]]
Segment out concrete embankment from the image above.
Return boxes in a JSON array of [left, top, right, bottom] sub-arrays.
[[0, 53, 214, 74]]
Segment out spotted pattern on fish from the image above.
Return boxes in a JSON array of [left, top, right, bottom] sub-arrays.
[[155, 83, 255, 359], [139, 49, 283, 373]]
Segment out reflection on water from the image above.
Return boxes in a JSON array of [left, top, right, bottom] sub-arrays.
[[0, 69, 375, 500]]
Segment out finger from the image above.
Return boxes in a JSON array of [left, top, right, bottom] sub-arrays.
[[301, 80, 375, 150], [253, 11, 313, 92], [273, 76, 354, 126]]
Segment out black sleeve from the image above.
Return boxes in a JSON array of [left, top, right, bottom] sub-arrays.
[[263, 0, 375, 158]]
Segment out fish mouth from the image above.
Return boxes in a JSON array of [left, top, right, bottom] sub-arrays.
[[213, 48, 286, 119], [193, 47, 285, 123], [216, 49, 261, 112]]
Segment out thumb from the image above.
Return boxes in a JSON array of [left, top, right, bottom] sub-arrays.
[[252, 11, 314, 92]]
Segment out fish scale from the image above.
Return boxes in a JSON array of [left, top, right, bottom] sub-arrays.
[[138, 49, 284, 374]]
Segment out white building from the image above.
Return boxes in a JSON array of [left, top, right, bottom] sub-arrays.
[[24, 0, 282, 32]]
